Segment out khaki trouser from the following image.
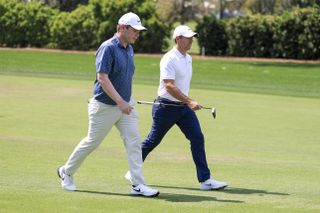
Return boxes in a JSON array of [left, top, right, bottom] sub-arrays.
[[64, 98, 145, 185]]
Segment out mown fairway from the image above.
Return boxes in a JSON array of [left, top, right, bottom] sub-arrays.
[[0, 49, 319, 212]]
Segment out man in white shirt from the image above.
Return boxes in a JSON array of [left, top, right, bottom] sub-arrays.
[[135, 25, 228, 190]]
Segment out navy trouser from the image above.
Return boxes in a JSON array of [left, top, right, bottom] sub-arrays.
[[141, 97, 211, 182]]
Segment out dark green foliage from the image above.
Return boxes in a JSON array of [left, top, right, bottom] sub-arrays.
[[0, 0, 319, 57], [197, 6, 320, 59], [57, 0, 89, 12], [272, 6, 320, 59], [0, 0, 169, 52], [135, 0, 170, 52], [89, 0, 169, 52], [0, 0, 56, 47], [35, 0, 89, 12], [226, 15, 276, 57], [196, 15, 228, 56], [90, 0, 136, 42], [134, 16, 170, 53], [50, 5, 99, 50]]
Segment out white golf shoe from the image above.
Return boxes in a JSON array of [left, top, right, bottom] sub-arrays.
[[200, 178, 227, 191], [130, 184, 160, 197], [57, 166, 76, 191]]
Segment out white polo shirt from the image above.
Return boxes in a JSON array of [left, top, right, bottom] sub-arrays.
[[157, 47, 192, 102]]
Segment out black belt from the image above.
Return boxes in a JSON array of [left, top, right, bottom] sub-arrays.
[[156, 97, 186, 106]]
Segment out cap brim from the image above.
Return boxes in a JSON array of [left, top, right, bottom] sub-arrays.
[[183, 32, 198, 38], [131, 25, 147, 31]]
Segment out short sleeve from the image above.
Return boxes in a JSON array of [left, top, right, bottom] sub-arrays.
[[160, 56, 175, 80], [95, 45, 113, 74]]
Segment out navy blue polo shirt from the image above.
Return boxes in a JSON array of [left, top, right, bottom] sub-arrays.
[[94, 35, 135, 105]]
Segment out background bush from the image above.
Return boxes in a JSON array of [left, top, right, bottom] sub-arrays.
[[50, 5, 99, 50], [196, 15, 228, 56], [0, 0, 319, 59], [0, 0, 169, 52], [226, 15, 276, 58], [0, 0, 56, 47], [197, 6, 319, 59], [272, 6, 320, 59], [89, 0, 170, 52]]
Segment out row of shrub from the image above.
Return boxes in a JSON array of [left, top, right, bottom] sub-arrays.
[[0, 0, 319, 59], [0, 0, 170, 52], [196, 6, 320, 59]]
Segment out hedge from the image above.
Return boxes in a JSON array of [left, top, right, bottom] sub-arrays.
[[89, 0, 170, 52], [196, 6, 320, 59], [0, 0, 56, 47], [226, 15, 276, 57], [272, 6, 320, 59], [50, 5, 99, 50], [0, 0, 319, 59], [0, 0, 169, 52], [196, 15, 228, 56]]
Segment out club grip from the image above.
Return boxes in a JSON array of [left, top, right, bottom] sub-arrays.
[[137, 101, 154, 105]]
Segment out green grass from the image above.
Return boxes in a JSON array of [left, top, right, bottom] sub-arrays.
[[1, 49, 320, 212], [1, 49, 319, 98]]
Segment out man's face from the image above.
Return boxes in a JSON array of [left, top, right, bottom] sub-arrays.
[[177, 36, 193, 51], [124, 26, 140, 44]]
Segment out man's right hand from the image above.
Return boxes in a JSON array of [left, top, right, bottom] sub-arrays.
[[117, 99, 133, 115], [187, 100, 202, 111]]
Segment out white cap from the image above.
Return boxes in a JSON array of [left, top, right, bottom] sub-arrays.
[[173, 25, 198, 39], [118, 12, 147, 31]]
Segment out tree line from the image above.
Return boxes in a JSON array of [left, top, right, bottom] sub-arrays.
[[0, 0, 170, 52], [196, 6, 320, 59], [1, 0, 319, 59]]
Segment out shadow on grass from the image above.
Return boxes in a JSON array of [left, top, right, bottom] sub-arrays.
[[221, 187, 290, 196], [76, 190, 243, 203], [149, 185, 289, 196], [253, 62, 320, 68]]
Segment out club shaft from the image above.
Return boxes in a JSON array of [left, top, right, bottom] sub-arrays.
[[137, 101, 161, 106], [138, 100, 216, 119], [137, 101, 183, 107], [137, 100, 212, 109], [201, 107, 212, 110], [137, 101, 157, 105]]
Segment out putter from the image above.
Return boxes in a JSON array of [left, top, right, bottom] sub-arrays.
[[137, 101, 216, 119]]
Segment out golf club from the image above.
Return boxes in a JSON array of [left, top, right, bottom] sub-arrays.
[[137, 101, 216, 119]]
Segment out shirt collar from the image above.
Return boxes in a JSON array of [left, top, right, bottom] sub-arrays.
[[173, 46, 186, 58], [113, 34, 128, 49]]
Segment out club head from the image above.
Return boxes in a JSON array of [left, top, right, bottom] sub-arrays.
[[211, 108, 216, 119]]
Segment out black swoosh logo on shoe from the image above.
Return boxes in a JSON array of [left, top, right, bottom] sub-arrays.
[[133, 188, 141, 192]]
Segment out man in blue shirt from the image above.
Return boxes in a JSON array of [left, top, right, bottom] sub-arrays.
[[57, 12, 159, 197]]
